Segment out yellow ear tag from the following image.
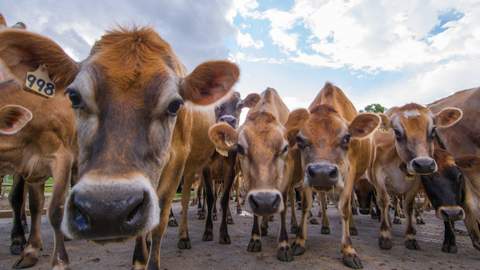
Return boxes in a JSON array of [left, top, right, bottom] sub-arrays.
[[24, 65, 56, 98]]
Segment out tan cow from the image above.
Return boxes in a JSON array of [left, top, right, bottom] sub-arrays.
[[369, 103, 462, 251], [0, 26, 238, 270], [285, 82, 381, 269], [209, 88, 295, 262]]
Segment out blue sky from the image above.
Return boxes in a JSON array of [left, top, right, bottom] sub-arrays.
[[2, 0, 479, 111]]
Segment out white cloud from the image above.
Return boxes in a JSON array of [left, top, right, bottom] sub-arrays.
[[236, 31, 264, 48]]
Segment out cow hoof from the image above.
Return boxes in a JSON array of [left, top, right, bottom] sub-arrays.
[[350, 227, 358, 236], [236, 207, 242, 214], [321, 226, 331, 235], [309, 218, 319, 225], [168, 218, 178, 227], [202, 231, 213, 241], [416, 218, 425, 225], [291, 242, 306, 256], [10, 239, 26, 255], [290, 225, 300, 234], [442, 243, 457, 254], [13, 252, 39, 269], [227, 217, 234, 225], [342, 253, 363, 269], [393, 217, 401, 224], [177, 238, 192, 249], [379, 237, 393, 250], [247, 239, 262, 252], [405, 239, 420, 250], [277, 246, 294, 262], [219, 234, 231, 245]]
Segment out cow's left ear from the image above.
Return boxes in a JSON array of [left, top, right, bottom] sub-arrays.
[[455, 155, 480, 170], [181, 61, 240, 106], [0, 105, 33, 135], [349, 113, 381, 139], [208, 122, 239, 156], [435, 107, 463, 128]]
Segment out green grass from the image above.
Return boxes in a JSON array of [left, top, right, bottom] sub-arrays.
[[1, 175, 54, 195]]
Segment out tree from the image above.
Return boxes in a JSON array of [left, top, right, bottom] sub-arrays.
[[364, 103, 386, 113]]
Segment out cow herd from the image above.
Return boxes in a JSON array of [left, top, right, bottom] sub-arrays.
[[0, 14, 479, 270]]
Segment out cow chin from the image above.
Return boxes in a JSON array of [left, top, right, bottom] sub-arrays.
[[61, 174, 160, 241]]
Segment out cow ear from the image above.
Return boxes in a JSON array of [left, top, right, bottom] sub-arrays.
[[378, 113, 391, 130], [181, 61, 240, 106], [435, 107, 463, 128], [349, 113, 381, 139], [0, 105, 33, 135], [0, 14, 6, 27], [455, 156, 480, 170], [239, 93, 260, 109], [285, 108, 309, 146], [208, 122, 239, 154], [0, 29, 79, 90]]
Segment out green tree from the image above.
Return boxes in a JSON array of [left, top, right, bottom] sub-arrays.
[[364, 103, 386, 113]]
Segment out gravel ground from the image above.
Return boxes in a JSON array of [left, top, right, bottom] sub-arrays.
[[0, 201, 479, 270]]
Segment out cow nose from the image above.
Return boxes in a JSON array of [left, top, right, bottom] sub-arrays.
[[248, 191, 282, 216], [306, 163, 339, 189], [439, 207, 465, 222], [411, 157, 437, 174], [218, 115, 237, 127]]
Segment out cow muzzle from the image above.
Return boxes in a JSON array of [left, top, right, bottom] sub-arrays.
[[409, 157, 437, 175], [247, 190, 283, 216], [305, 162, 339, 189], [61, 174, 160, 241], [218, 115, 238, 128], [437, 206, 465, 222]]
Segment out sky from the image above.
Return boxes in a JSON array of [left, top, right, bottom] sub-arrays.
[[2, 0, 480, 111]]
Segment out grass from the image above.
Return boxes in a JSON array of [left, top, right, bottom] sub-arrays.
[[1, 175, 54, 195]]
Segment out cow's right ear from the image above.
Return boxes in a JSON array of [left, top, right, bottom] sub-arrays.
[[455, 156, 480, 170], [378, 113, 391, 129], [0, 105, 33, 135], [285, 108, 310, 146], [238, 93, 260, 109], [0, 29, 79, 89], [208, 122, 239, 156]]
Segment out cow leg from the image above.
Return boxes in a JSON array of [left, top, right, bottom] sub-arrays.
[[247, 215, 262, 252], [212, 181, 220, 221], [145, 199, 174, 270], [178, 171, 195, 250], [393, 196, 402, 224], [376, 187, 392, 250], [234, 174, 242, 214], [168, 209, 178, 227], [292, 188, 313, 256], [308, 193, 319, 225], [197, 181, 205, 220], [202, 167, 214, 241], [289, 187, 299, 234], [277, 193, 293, 262], [261, 216, 269, 236], [415, 197, 425, 225], [404, 189, 420, 250], [48, 154, 73, 270], [319, 192, 331, 234], [351, 193, 359, 216], [14, 181, 45, 269], [9, 175, 27, 255], [219, 152, 236, 244], [132, 235, 148, 270], [442, 221, 457, 253], [339, 182, 363, 269], [349, 211, 358, 236]]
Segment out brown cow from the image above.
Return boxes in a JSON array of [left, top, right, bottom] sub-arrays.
[[209, 88, 295, 262], [285, 82, 381, 269], [369, 103, 462, 251], [0, 26, 238, 269]]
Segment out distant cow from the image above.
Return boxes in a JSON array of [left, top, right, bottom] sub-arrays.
[[0, 26, 238, 269], [285, 82, 381, 269], [369, 103, 462, 251], [209, 88, 295, 262]]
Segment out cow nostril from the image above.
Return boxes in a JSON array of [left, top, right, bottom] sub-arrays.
[[307, 165, 316, 178], [272, 194, 281, 209], [249, 195, 259, 210], [126, 192, 147, 225], [71, 194, 91, 231], [329, 167, 338, 179]]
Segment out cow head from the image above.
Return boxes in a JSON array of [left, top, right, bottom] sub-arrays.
[[286, 105, 380, 190], [0, 28, 239, 241], [209, 93, 288, 216], [354, 177, 375, 215], [213, 92, 259, 128], [381, 104, 462, 175], [421, 149, 465, 222]]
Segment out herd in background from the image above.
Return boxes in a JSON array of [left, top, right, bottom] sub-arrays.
[[0, 13, 479, 270]]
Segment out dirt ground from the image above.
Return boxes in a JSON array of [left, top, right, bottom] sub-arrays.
[[1, 200, 479, 270]]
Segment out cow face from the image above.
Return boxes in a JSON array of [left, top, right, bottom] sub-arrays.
[[383, 104, 462, 175], [354, 177, 375, 215], [421, 149, 465, 222], [286, 105, 380, 191], [209, 111, 289, 216], [214, 92, 260, 127], [0, 28, 239, 241]]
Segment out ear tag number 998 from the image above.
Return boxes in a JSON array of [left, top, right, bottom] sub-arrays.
[[24, 65, 56, 98]]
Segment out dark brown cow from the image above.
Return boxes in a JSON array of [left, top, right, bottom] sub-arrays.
[[285, 82, 381, 269], [0, 26, 238, 269], [209, 88, 295, 262]]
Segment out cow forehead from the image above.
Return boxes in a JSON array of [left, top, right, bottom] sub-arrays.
[[392, 109, 433, 134], [241, 120, 285, 151], [303, 113, 347, 142]]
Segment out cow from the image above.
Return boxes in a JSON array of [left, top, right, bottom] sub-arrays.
[[209, 88, 296, 262], [0, 26, 239, 270], [354, 176, 379, 219], [369, 103, 462, 252], [285, 82, 381, 269]]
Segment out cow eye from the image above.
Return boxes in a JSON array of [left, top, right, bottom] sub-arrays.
[[429, 127, 437, 140], [236, 144, 245, 155], [280, 145, 289, 155], [66, 89, 83, 109], [167, 99, 184, 116], [456, 172, 463, 183], [341, 133, 351, 149], [296, 136, 309, 149], [393, 128, 403, 140]]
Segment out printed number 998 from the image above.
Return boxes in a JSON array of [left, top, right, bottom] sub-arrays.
[[26, 74, 55, 96]]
